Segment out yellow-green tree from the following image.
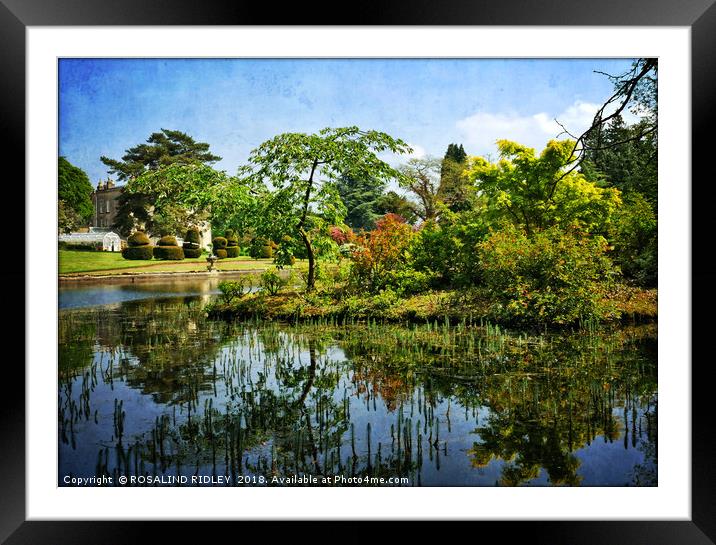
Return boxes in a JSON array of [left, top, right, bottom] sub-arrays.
[[465, 139, 621, 235]]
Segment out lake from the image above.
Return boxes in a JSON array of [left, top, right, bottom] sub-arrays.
[[58, 278, 657, 486]]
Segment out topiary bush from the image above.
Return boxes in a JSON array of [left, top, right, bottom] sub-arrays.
[[127, 231, 151, 247], [183, 227, 202, 258], [122, 230, 153, 260], [153, 234, 184, 260], [122, 245, 154, 260], [158, 235, 179, 246], [212, 237, 227, 250], [153, 245, 184, 260], [225, 229, 240, 258], [215, 248, 228, 259]]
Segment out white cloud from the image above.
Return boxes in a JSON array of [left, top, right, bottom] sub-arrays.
[[456, 100, 602, 157]]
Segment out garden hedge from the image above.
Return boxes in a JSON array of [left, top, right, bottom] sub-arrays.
[[215, 248, 228, 259], [212, 237, 227, 249], [225, 229, 239, 257]]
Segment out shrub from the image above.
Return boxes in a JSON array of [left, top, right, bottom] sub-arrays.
[[153, 246, 184, 260], [122, 230, 153, 260], [260, 267, 287, 295], [183, 227, 202, 258], [349, 213, 414, 294], [409, 210, 489, 288], [158, 235, 179, 247], [212, 237, 228, 249], [215, 249, 228, 259], [218, 278, 248, 304], [122, 245, 154, 260], [477, 224, 618, 326], [127, 231, 151, 247], [609, 192, 657, 287]]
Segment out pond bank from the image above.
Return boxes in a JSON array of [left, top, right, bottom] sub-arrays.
[[59, 269, 264, 285], [207, 286, 658, 329]]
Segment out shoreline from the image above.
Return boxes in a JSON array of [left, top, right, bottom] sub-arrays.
[[59, 269, 265, 284]]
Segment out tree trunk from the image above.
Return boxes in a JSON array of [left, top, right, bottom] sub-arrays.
[[299, 228, 316, 291]]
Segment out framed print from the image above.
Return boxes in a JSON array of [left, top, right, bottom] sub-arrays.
[[3, 0, 714, 542]]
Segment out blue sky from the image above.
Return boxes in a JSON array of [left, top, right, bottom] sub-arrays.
[[59, 58, 638, 185]]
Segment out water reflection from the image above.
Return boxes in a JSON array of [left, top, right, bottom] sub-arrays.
[[58, 292, 657, 486]]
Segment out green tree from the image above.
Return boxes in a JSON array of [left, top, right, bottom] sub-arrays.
[[58, 156, 94, 225], [335, 174, 386, 231], [244, 126, 411, 291], [465, 139, 622, 235], [438, 143, 472, 212], [375, 191, 419, 224], [127, 162, 253, 238], [58, 200, 82, 234], [100, 129, 221, 236], [580, 115, 657, 205]]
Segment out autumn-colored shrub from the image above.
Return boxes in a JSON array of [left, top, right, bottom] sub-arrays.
[[349, 213, 415, 294]]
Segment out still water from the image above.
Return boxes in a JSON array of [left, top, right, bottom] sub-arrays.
[[58, 279, 657, 486]]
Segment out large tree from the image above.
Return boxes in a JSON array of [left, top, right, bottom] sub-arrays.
[[465, 139, 622, 235], [438, 143, 472, 212], [100, 129, 221, 236], [58, 156, 94, 226], [335, 174, 387, 231], [245, 126, 411, 291], [397, 157, 443, 222]]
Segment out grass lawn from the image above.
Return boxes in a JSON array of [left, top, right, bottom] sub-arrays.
[[59, 250, 297, 275]]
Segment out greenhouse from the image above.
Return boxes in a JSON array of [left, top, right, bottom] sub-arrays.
[[58, 231, 122, 252]]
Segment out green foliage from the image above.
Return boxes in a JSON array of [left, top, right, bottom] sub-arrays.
[[477, 224, 619, 326], [58, 200, 82, 234], [249, 238, 274, 259], [212, 237, 227, 249], [335, 174, 387, 231], [225, 246, 240, 258], [375, 191, 419, 224], [410, 208, 490, 287], [215, 249, 228, 259], [581, 116, 657, 206], [465, 140, 622, 234], [104, 130, 222, 235], [127, 231, 151, 247], [245, 126, 411, 291], [58, 157, 94, 224], [218, 279, 249, 303], [609, 192, 657, 286], [153, 246, 184, 260], [439, 143, 472, 212], [260, 267, 287, 295], [122, 246, 154, 260]]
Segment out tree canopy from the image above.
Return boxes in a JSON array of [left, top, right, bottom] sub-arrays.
[[465, 139, 622, 234], [58, 156, 94, 226], [244, 126, 412, 290], [101, 129, 221, 236]]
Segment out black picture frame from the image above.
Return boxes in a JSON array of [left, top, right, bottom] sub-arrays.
[[3, 1, 713, 542]]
